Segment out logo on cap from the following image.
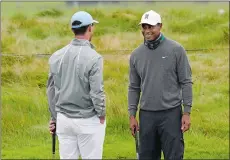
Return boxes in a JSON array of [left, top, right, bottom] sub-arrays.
[[144, 14, 149, 19]]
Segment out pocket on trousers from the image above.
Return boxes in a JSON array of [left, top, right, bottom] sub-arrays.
[[56, 113, 71, 134], [94, 116, 106, 126], [79, 116, 105, 134]]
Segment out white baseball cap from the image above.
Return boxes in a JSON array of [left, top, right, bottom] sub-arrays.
[[139, 10, 161, 26]]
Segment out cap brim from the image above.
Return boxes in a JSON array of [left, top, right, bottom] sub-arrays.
[[93, 20, 99, 24], [138, 21, 159, 26]]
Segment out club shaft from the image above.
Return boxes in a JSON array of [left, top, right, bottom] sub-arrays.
[[135, 131, 139, 159], [52, 133, 56, 158]]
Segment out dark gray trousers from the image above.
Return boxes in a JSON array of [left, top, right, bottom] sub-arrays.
[[139, 106, 184, 160]]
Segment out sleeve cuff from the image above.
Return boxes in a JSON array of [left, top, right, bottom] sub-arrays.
[[184, 105, 191, 114], [97, 110, 106, 117], [129, 109, 137, 117], [50, 116, 56, 123]]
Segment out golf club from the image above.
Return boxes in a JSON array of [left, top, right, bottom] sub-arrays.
[[52, 123, 56, 159], [134, 129, 139, 159]]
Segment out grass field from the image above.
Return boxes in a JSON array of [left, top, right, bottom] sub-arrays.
[[1, 1, 229, 159]]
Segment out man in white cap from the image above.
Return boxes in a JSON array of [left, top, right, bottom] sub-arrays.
[[47, 11, 106, 159], [128, 10, 193, 159]]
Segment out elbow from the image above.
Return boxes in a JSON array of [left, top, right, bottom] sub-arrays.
[[128, 83, 141, 92], [90, 90, 105, 104], [90, 89, 105, 98], [179, 77, 193, 85]]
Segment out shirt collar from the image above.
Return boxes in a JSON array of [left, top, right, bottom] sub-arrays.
[[70, 38, 95, 49]]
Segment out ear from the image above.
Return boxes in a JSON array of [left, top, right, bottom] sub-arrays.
[[88, 25, 92, 32], [159, 23, 163, 29]]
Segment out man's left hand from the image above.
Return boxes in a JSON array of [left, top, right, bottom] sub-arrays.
[[181, 113, 191, 133]]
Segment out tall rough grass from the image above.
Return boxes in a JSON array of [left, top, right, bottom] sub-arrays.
[[2, 51, 229, 158], [1, 2, 229, 159], [36, 8, 63, 17]]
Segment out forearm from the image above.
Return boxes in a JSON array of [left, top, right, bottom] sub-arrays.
[[46, 73, 57, 122], [90, 89, 106, 117], [48, 97, 57, 122], [181, 82, 193, 113], [89, 57, 106, 117], [175, 45, 193, 114], [128, 54, 141, 117], [128, 87, 141, 117]]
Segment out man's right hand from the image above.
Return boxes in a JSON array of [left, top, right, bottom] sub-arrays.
[[49, 120, 56, 135], [129, 116, 139, 137]]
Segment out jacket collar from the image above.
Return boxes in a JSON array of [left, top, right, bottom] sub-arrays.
[[70, 38, 95, 49]]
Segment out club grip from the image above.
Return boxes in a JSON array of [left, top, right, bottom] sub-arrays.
[[52, 133, 56, 154], [135, 130, 139, 153], [52, 123, 56, 155]]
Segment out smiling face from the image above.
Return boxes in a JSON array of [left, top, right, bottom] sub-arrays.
[[141, 23, 162, 41]]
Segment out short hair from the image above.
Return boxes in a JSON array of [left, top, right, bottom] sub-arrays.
[[141, 23, 162, 28], [71, 20, 90, 35]]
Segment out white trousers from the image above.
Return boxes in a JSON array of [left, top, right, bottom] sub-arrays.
[[56, 112, 106, 159]]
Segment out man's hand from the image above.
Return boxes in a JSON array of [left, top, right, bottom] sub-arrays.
[[129, 116, 139, 137], [181, 113, 191, 133], [99, 116, 105, 124], [49, 120, 56, 135]]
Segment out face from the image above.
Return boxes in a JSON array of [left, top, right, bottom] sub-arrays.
[[141, 23, 162, 41]]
